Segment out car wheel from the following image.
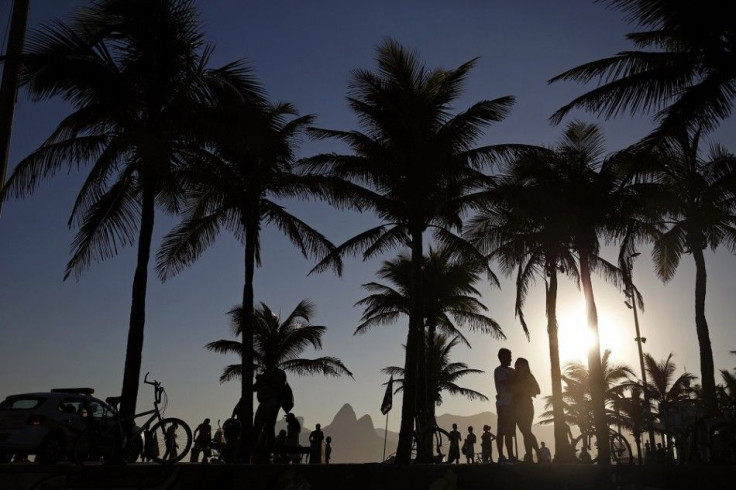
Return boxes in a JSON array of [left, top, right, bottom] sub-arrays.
[[37, 434, 64, 465]]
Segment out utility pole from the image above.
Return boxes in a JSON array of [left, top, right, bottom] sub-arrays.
[[623, 251, 657, 456], [0, 0, 30, 215]]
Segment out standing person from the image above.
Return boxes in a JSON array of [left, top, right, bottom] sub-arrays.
[[513, 357, 541, 463], [325, 436, 332, 464], [480, 424, 496, 463], [494, 348, 517, 463], [252, 353, 287, 463], [190, 418, 212, 463], [447, 423, 462, 464], [164, 421, 180, 460], [309, 423, 324, 464], [464, 426, 477, 464], [538, 441, 552, 463], [285, 412, 302, 463]]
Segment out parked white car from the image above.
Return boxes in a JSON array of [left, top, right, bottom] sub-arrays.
[[0, 388, 118, 464]]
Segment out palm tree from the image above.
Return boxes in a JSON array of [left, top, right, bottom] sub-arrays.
[[0, 0, 256, 424], [465, 148, 582, 461], [548, 122, 646, 464], [643, 353, 696, 447], [611, 386, 650, 464], [156, 98, 336, 446], [549, 0, 736, 144], [303, 38, 515, 463], [633, 128, 736, 414], [355, 247, 504, 425], [206, 300, 353, 382], [474, 121, 643, 463], [382, 332, 489, 411], [540, 350, 636, 461]]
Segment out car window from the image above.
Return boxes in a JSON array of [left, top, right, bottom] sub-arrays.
[[90, 398, 115, 419], [58, 398, 85, 416], [0, 396, 46, 410]]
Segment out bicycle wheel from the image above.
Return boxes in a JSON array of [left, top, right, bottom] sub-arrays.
[[71, 425, 120, 466], [709, 422, 736, 465], [609, 432, 633, 464], [148, 418, 192, 464]]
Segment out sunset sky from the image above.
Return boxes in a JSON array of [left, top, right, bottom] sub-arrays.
[[2, 0, 735, 451]]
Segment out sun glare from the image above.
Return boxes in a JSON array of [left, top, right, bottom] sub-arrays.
[[556, 302, 623, 364]]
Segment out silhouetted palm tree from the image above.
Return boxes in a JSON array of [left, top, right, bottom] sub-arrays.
[[0, 0, 256, 424], [541, 350, 636, 460], [633, 128, 736, 414], [550, 0, 736, 144], [206, 300, 353, 382], [355, 247, 503, 425], [156, 99, 335, 444], [303, 38, 515, 463], [382, 332, 489, 410], [643, 353, 696, 446], [466, 148, 582, 461]]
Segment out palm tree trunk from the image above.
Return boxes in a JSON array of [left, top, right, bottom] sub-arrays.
[[120, 187, 155, 432], [239, 213, 257, 455], [692, 245, 715, 414], [545, 265, 571, 462], [579, 252, 610, 464], [396, 228, 425, 463]]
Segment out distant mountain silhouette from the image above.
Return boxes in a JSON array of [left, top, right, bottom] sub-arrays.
[[277, 404, 556, 463]]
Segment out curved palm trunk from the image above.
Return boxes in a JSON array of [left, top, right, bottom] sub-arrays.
[[579, 253, 610, 464], [239, 212, 257, 456], [691, 245, 715, 414], [396, 229, 425, 464], [545, 265, 571, 462], [120, 187, 155, 432]]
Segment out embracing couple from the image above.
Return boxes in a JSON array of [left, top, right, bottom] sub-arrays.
[[493, 347, 541, 463]]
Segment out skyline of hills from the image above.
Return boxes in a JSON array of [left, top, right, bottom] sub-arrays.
[[275, 403, 557, 464]]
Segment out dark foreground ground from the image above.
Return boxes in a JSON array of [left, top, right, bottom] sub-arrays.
[[2, 462, 735, 490]]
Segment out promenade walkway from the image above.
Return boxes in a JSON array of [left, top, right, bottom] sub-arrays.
[[1, 462, 734, 490]]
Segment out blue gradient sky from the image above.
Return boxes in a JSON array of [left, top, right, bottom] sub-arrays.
[[2, 0, 735, 441]]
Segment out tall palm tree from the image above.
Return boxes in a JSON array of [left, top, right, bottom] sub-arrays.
[[156, 98, 336, 446], [355, 247, 504, 425], [549, 0, 736, 144], [643, 353, 696, 446], [303, 38, 515, 463], [465, 149, 582, 461], [634, 128, 736, 414], [0, 0, 256, 424], [548, 122, 646, 464], [382, 332, 489, 410], [206, 300, 353, 383]]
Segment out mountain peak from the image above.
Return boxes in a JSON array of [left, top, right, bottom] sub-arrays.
[[332, 403, 357, 424]]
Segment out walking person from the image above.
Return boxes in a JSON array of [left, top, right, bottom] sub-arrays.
[[513, 357, 541, 463], [252, 352, 287, 463], [447, 423, 462, 464], [190, 418, 212, 463], [464, 426, 477, 464], [309, 423, 324, 464], [480, 424, 496, 463], [494, 348, 517, 463], [285, 412, 302, 463]]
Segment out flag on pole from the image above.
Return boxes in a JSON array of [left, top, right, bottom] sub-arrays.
[[380, 376, 393, 415]]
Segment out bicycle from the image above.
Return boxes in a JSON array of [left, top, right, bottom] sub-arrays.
[[71, 373, 192, 465], [570, 427, 633, 464]]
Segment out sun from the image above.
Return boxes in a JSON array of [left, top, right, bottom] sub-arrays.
[[556, 302, 624, 364]]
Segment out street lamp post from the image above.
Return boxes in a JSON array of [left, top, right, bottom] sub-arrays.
[[623, 252, 656, 458]]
